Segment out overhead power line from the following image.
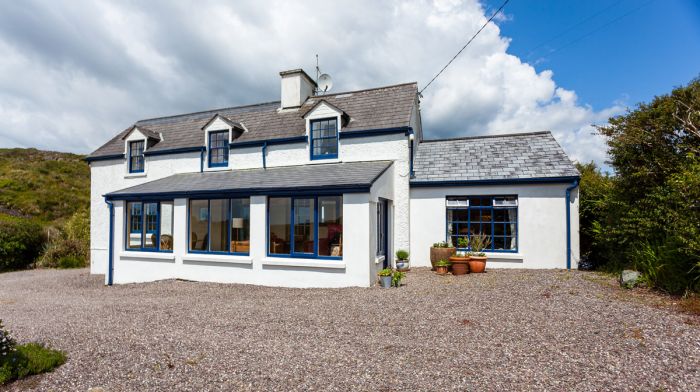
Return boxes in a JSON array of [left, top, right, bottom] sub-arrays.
[[419, 0, 511, 95]]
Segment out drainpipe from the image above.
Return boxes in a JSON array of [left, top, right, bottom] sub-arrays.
[[199, 149, 205, 172], [407, 129, 415, 178], [262, 142, 268, 169], [565, 179, 579, 270], [104, 199, 114, 286]]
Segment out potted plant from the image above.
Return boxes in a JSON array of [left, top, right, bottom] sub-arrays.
[[395, 249, 410, 271], [392, 271, 406, 287], [449, 237, 471, 275], [434, 259, 451, 275], [430, 241, 455, 270], [467, 234, 491, 273], [378, 268, 393, 288]]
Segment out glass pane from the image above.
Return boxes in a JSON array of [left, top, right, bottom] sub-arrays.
[[506, 207, 517, 222], [481, 210, 492, 222], [494, 223, 504, 236], [269, 197, 291, 254], [493, 237, 505, 250], [126, 202, 142, 249], [494, 209, 508, 222], [231, 198, 250, 253], [470, 210, 481, 221], [189, 200, 209, 251], [318, 196, 343, 257], [450, 209, 468, 222], [293, 198, 315, 254], [159, 202, 174, 251], [506, 236, 517, 250], [143, 203, 158, 249], [210, 199, 229, 252], [505, 222, 516, 236]]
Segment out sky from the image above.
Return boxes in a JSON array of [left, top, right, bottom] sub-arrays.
[[0, 0, 698, 168]]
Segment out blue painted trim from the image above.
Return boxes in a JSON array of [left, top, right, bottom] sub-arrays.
[[144, 146, 204, 157], [124, 201, 174, 253], [408, 129, 415, 178], [262, 142, 267, 169], [208, 130, 229, 168], [128, 141, 145, 173], [107, 185, 370, 201], [199, 149, 205, 173], [565, 180, 579, 270], [186, 198, 251, 255], [266, 196, 343, 260], [309, 118, 339, 161], [338, 126, 412, 139], [105, 200, 114, 286], [229, 136, 308, 149], [85, 153, 124, 163], [411, 176, 581, 187], [445, 195, 519, 253]]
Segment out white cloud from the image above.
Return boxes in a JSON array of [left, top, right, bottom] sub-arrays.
[[0, 0, 622, 165]]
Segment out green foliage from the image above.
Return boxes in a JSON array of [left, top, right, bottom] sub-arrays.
[[457, 237, 469, 248], [392, 271, 405, 287], [0, 149, 89, 223], [0, 215, 45, 272], [395, 249, 409, 260], [469, 234, 491, 254], [586, 78, 700, 294], [378, 268, 392, 277], [435, 259, 451, 267], [0, 321, 15, 360], [0, 343, 67, 385], [432, 242, 452, 248], [38, 209, 89, 269]]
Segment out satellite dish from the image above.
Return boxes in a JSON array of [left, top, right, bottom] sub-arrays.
[[318, 73, 333, 93]]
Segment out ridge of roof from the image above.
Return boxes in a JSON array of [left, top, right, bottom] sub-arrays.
[[421, 131, 551, 143], [135, 101, 281, 125], [310, 81, 418, 99]]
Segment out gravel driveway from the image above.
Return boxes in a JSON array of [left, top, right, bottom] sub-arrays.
[[0, 268, 698, 391]]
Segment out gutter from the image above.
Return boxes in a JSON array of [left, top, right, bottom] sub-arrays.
[[200, 149, 205, 173], [104, 199, 114, 286], [407, 128, 415, 178], [262, 142, 268, 169], [565, 179, 579, 270], [410, 176, 581, 187]]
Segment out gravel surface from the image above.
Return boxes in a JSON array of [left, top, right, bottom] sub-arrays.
[[0, 268, 698, 391]]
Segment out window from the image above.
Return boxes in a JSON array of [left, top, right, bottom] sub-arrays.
[[446, 196, 517, 252], [208, 130, 229, 167], [125, 201, 173, 252], [188, 198, 250, 254], [310, 118, 338, 160], [268, 196, 343, 258], [128, 140, 145, 173], [376, 199, 388, 257]]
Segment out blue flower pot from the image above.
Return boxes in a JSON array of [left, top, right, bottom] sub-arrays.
[[379, 275, 392, 288]]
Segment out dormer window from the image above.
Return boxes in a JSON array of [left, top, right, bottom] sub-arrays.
[[128, 140, 145, 173], [310, 118, 338, 160], [208, 130, 229, 167]]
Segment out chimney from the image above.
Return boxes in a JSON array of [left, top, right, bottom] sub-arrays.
[[279, 69, 317, 109]]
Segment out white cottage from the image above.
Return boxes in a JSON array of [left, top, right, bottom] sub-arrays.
[[87, 69, 580, 287]]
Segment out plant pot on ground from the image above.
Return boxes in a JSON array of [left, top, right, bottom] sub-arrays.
[[430, 242, 456, 270], [378, 268, 393, 288], [434, 259, 451, 275], [449, 237, 470, 275], [467, 234, 491, 273], [395, 249, 410, 272]]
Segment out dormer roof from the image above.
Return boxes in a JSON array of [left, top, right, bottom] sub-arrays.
[[301, 100, 350, 125], [120, 125, 161, 141], [201, 114, 246, 132]]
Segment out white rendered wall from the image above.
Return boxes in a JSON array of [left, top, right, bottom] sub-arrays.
[[109, 193, 374, 288], [409, 183, 580, 270]]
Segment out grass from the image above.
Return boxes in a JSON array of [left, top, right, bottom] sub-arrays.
[[0, 343, 66, 385]]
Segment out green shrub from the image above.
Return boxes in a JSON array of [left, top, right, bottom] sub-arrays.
[[0, 320, 66, 385], [378, 268, 392, 277], [38, 209, 89, 269], [395, 250, 409, 260], [0, 216, 45, 272], [57, 255, 84, 269], [0, 320, 15, 360]]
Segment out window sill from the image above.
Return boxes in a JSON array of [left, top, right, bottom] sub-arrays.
[[182, 253, 252, 265], [119, 251, 175, 261], [203, 166, 231, 172], [306, 158, 341, 165], [484, 253, 524, 261], [262, 257, 345, 269], [124, 172, 147, 178]]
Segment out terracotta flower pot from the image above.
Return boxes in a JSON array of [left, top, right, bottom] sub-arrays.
[[449, 256, 470, 275], [468, 256, 487, 273], [435, 265, 449, 275], [430, 247, 456, 270]]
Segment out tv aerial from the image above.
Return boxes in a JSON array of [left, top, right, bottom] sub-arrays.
[[315, 54, 333, 94]]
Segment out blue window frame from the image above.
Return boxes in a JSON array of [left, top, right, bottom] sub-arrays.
[[188, 198, 250, 255], [128, 140, 145, 173], [377, 198, 388, 258], [208, 130, 229, 167], [310, 118, 338, 160], [125, 201, 174, 252], [267, 195, 342, 259], [446, 195, 518, 253]]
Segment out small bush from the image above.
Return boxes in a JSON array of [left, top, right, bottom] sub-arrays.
[[0, 321, 66, 385], [0, 216, 45, 272], [395, 250, 409, 260], [0, 321, 16, 360], [57, 255, 83, 269]]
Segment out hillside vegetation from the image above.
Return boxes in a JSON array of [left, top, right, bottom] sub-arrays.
[[0, 148, 90, 271], [0, 148, 89, 223]]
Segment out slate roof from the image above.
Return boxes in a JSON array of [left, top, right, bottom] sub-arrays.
[[105, 160, 393, 199], [411, 131, 579, 183], [88, 82, 418, 159]]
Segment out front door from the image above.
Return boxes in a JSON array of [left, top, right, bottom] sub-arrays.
[[377, 198, 389, 268]]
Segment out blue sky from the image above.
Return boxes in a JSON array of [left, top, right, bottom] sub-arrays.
[[498, 0, 700, 110], [0, 0, 697, 166]]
